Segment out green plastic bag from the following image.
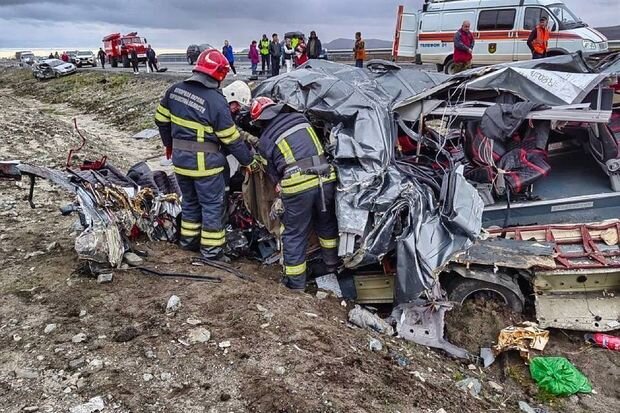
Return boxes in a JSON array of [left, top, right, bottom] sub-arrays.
[[529, 357, 592, 396]]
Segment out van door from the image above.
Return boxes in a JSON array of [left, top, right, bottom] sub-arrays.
[[393, 5, 418, 59], [475, 8, 518, 64], [515, 7, 555, 60]]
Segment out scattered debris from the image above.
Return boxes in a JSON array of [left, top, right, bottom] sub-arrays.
[[488, 381, 504, 392], [304, 312, 319, 318], [529, 357, 592, 396], [412, 371, 426, 383], [456, 377, 482, 398], [186, 317, 203, 326], [218, 341, 231, 349], [113, 326, 139, 343], [71, 333, 87, 343], [315, 291, 329, 300], [518, 401, 537, 413], [368, 338, 383, 352], [23, 406, 39, 412], [585, 333, 620, 351], [273, 366, 286, 375], [123, 252, 144, 267], [14, 368, 38, 379], [220, 393, 231, 402], [96, 273, 113, 284], [493, 322, 549, 360], [69, 396, 105, 413], [315, 273, 343, 298], [480, 347, 495, 368], [68, 357, 86, 370], [187, 327, 211, 344], [131, 128, 159, 140], [143, 373, 153, 382], [44, 323, 57, 334], [166, 295, 181, 314], [348, 305, 394, 335], [160, 372, 172, 381]]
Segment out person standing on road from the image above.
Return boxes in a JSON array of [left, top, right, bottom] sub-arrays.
[[307, 31, 322, 60], [98, 48, 106, 69], [61, 51, 69, 62], [54, 51, 59, 59], [130, 49, 139, 74], [146, 45, 158, 72], [222, 40, 237, 77], [48, 53, 54, 59], [259, 34, 270, 75], [249, 41, 260, 76], [154, 49, 258, 261], [453, 20, 475, 73], [353, 32, 366, 68], [283, 38, 294, 72], [250, 97, 339, 291], [528, 16, 550, 59], [269, 33, 282, 77]]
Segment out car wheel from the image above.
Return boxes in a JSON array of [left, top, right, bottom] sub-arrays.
[[443, 58, 456, 75], [446, 278, 524, 313], [122, 55, 130, 68]]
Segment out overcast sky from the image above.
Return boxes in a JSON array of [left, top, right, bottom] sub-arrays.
[[0, 0, 617, 52]]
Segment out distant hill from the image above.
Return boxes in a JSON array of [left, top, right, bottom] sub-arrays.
[[596, 25, 620, 41], [323, 38, 392, 50]]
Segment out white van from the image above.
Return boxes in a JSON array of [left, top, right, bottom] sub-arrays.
[[393, 0, 609, 73]]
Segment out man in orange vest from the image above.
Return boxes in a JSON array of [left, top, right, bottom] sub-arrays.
[[527, 16, 551, 59]]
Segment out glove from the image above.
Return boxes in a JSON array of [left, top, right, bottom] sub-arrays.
[[246, 158, 261, 174], [269, 197, 284, 220], [165, 146, 172, 160]]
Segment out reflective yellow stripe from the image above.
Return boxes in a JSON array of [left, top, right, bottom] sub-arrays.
[[155, 112, 170, 123], [180, 228, 200, 237], [157, 104, 170, 117], [215, 125, 237, 138], [285, 262, 307, 276], [219, 130, 241, 145], [200, 238, 226, 247], [277, 140, 296, 165], [280, 170, 337, 195], [173, 166, 224, 177], [170, 114, 214, 133], [319, 237, 338, 249], [201, 230, 225, 240], [307, 127, 324, 155], [181, 221, 201, 230], [196, 129, 206, 172]]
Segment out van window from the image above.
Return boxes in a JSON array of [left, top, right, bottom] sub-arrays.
[[441, 11, 475, 32], [477, 9, 516, 31], [421, 13, 440, 32], [524, 7, 553, 30]]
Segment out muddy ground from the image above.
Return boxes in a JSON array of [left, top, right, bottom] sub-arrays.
[[0, 67, 618, 413]]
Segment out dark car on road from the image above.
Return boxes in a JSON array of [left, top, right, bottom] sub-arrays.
[[186, 44, 213, 65]]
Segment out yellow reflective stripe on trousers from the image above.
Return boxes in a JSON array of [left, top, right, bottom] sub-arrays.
[[157, 104, 171, 117], [277, 140, 296, 165], [180, 228, 200, 237], [173, 166, 224, 177], [201, 230, 225, 247], [201, 229, 225, 239], [319, 237, 338, 249], [155, 112, 170, 123], [307, 127, 324, 155], [285, 262, 307, 276], [201, 238, 225, 246], [181, 221, 201, 230]]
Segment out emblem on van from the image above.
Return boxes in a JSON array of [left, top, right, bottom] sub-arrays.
[[488, 43, 497, 54]]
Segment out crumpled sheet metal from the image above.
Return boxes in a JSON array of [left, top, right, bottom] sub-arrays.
[[253, 61, 481, 302], [493, 322, 550, 360]]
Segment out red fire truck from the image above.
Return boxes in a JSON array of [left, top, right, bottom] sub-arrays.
[[102, 32, 148, 68]]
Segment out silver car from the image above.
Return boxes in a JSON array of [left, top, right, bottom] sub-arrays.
[[74, 50, 97, 67], [32, 59, 77, 79]]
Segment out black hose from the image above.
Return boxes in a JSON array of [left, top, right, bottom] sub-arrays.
[[136, 267, 222, 283]]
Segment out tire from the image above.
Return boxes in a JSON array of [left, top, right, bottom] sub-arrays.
[[187, 56, 194, 65], [446, 278, 524, 313], [443, 57, 456, 75], [111, 58, 118, 68], [122, 54, 130, 68]]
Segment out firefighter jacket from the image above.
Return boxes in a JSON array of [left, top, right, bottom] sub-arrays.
[[257, 112, 336, 196], [155, 76, 254, 178]]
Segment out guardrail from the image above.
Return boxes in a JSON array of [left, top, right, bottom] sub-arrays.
[[609, 40, 620, 52]]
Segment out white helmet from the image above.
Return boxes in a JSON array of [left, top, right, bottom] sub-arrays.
[[222, 80, 251, 106]]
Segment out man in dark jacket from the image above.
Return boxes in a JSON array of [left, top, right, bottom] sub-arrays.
[[154, 49, 257, 261], [307, 31, 322, 59], [97, 48, 106, 69], [130, 49, 139, 74], [269, 33, 282, 77], [146, 45, 158, 72], [250, 97, 339, 290], [453, 20, 475, 73]]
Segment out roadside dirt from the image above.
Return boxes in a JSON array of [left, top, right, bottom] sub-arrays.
[[0, 67, 618, 413]]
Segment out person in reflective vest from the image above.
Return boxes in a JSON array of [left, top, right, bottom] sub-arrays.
[[154, 49, 257, 261], [259, 34, 271, 75], [527, 16, 551, 59], [250, 97, 339, 290]]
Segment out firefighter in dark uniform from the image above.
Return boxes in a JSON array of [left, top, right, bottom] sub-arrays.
[[155, 49, 257, 261], [250, 97, 339, 290]]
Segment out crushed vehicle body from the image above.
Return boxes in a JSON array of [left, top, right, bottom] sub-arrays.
[[32, 59, 77, 79]]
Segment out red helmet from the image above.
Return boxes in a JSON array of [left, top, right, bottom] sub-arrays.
[[250, 97, 276, 120], [193, 49, 230, 82]]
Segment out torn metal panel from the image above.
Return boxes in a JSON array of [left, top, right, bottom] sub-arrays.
[[426, 105, 612, 123], [454, 238, 557, 270]]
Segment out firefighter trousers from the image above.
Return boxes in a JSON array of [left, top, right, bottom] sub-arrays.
[[176, 173, 226, 259], [281, 182, 339, 290]]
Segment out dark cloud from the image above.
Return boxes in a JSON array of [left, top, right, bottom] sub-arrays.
[[0, 0, 614, 51]]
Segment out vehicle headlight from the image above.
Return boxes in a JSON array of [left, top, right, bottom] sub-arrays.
[[582, 40, 597, 50]]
